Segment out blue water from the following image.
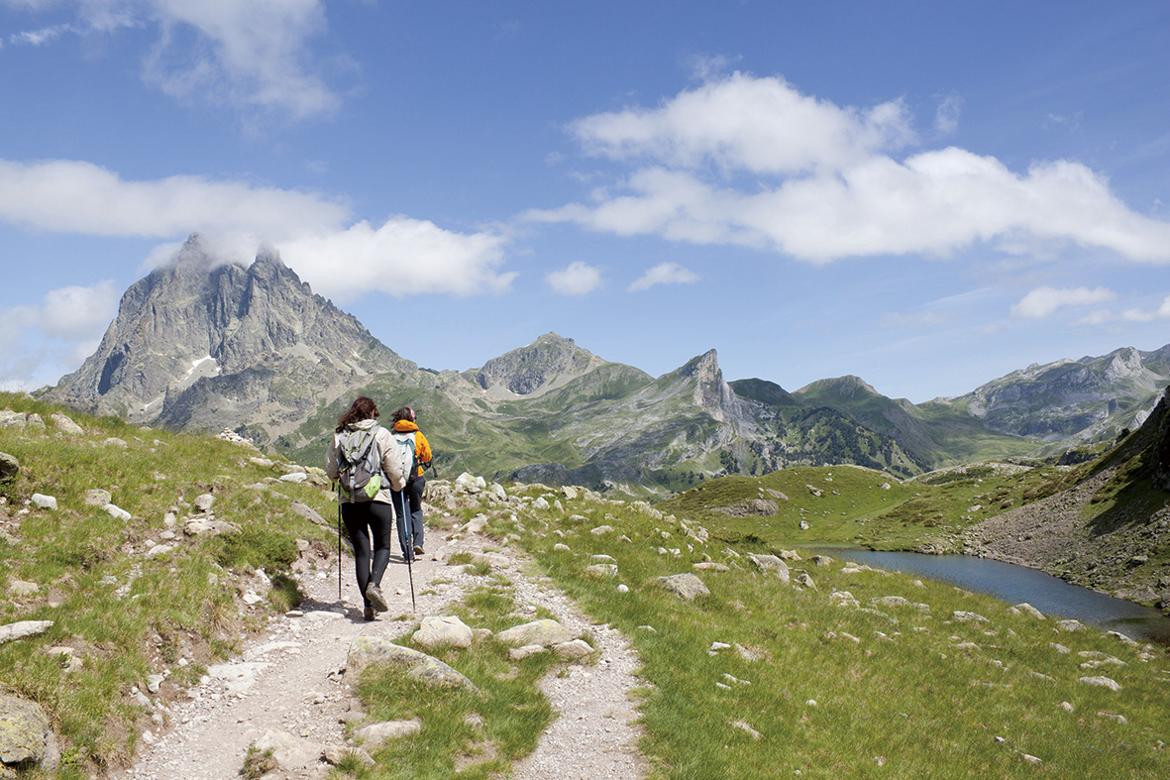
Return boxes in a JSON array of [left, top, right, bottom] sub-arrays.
[[819, 549, 1170, 645]]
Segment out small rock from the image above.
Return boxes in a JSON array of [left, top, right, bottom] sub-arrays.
[[585, 563, 618, 578], [7, 580, 39, 598], [692, 562, 729, 572], [617, 583, 630, 594], [496, 619, 579, 648], [795, 572, 816, 590], [657, 573, 710, 601], [1049, 643, 1071, 654], [1021, 754, 1042, 765], [730, 719, 762, 740], [0, 451, 19, 481], [83, 489, 112, 507], [532, 496, 550, 510], [552, 639, 594, 660], [1057, 619, 1086, 633], [194, 493, 216, 513], [49, 413, 84, 434], [553, 543, 571, 552], [1059, 701, 1074, 713], [355, 718, 422, 748], [146, 674, 164, 694], [1078, 676, 1121, 692], [1010, 602, 1045, 620], [509, 644, 547, 661], [30, 493, 57, 511], [952, 611, 988, 623], [104, 503, 132, 521], [102, 437, 128, 448], [0, 620, 54, 645], [413, 615, 474, 650], [1097, 711, 1128, 725], [590, 525, 614, 536], [746, 554, 790, 584]]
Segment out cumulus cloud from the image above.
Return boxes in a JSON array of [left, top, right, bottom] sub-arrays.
[[0, 158, 516, 302], [627, 261, 698, 292], [546, 261, 602, 296], [280, 217, 515, 301], [4, 0, 339, 118], [0, 279, 120, 390], [571, 72, 915, 175], [1079, 295, 1170, 325], [533, 72, 1170, 264], [0, 159, 348, 238], [1012, 286, 1116, 319]]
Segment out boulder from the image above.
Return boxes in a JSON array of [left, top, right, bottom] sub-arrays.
[[0, 411, 27, 429], [413, 616, 473, 650], [746, 554, 790, 584], [23, 414, 44, 430], [496, 619, 578, 648], [657, 573, 710, 601], [0, 621, 53, 645], [0, 694, 51, 770], [1057, 619, 1086, 633], [561, 485, 578, 500], [355, 719, 421, 749], [48, 414, 83, 435], [347, 637, 476, 690], [532, 497, 551, 510], [0, 452, 20, 482], [194, 493, 216, 513]]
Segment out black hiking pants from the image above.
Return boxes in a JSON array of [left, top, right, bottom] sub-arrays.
[[341, 500, 392, 607]]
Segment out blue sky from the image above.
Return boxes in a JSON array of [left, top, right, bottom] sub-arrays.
[[2, 1, 1169, 401]]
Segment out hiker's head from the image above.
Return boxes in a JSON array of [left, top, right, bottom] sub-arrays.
[[392, 406, 416, 424], [336, 396, 378, 432]]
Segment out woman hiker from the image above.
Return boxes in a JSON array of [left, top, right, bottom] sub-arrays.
[[390, 405, 432, 561], [324, 396, 394, 621]]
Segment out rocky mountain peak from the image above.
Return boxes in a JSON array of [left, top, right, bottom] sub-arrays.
[[474, 332, 603, 397], [42, 244, 404, 443]]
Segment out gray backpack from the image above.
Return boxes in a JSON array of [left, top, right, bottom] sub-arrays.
[[337, 427, 384, 501]]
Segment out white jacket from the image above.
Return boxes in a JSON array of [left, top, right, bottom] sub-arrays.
[[324, 419, 396, 505]]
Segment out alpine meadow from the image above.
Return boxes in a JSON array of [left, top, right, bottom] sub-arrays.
[[3, 2, 1170, 779]]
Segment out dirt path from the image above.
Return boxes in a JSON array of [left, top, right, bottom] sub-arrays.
[[121, 510, 647, 779]]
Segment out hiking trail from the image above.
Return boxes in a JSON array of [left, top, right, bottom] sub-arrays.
[[121, 509, 646, 779]]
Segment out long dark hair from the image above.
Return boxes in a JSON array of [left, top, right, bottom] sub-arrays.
[[391, 406, 415, 424], [336, 396, 378, 433]]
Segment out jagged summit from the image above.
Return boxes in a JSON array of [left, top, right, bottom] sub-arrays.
[[41, 243, 405, 444]]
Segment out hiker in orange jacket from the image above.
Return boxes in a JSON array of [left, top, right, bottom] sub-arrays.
[[389, 405, 432, 561]]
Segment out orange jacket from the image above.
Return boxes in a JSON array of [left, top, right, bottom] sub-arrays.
[[392, 419, 432, 477]]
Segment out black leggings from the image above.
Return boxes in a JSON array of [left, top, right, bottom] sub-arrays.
[[341, 501, 392, 607]]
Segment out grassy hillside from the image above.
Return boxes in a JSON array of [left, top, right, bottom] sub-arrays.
[[475, 485, 1170, 778], [661, 462, 1066, 552], [0, 393, 337, 777]]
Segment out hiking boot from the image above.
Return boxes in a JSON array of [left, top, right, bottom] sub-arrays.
[[363, 606, 375, 622], [414, 545, 425, 556], [365, 583, 389, 613]]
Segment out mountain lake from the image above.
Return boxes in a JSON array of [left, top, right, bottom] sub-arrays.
[[816, 548, 1170, 645]]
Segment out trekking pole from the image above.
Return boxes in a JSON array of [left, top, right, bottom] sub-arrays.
[[401, 490, 417, 612], [335, 483, 342, 601]]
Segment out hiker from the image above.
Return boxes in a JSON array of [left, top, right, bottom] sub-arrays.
[[325, 396, 395, 621], [389, 405, 432, 561]]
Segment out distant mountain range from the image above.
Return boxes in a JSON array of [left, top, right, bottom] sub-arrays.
[[40, 237, 1170, 491]]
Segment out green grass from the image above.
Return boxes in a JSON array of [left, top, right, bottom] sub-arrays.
[[0, 393, 337, 777], [661, 463, 1069, 552], [339, 584, 560, 779], [493, 485, 1170, 778]]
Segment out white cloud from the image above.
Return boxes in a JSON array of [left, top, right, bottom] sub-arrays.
[[0, 280, 119, 390], [571, 72, 915, 175], [535, 73, 1170, 264], [38, 280, 120, 338], [546, 261, 602, 296], [627, 261, 698, 292], [1012, 286, 1116, 319], [279, 217, 515, 301], [0, 158, 517, 302], [934, 94, 962, 135], [4, 0, 339, 118], [0, 159, 348, 238]]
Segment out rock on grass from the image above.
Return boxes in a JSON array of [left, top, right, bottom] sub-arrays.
[[657, 573, 710, 600]]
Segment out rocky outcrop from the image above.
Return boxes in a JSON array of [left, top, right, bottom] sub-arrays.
[[472, 332, 608, 397]]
